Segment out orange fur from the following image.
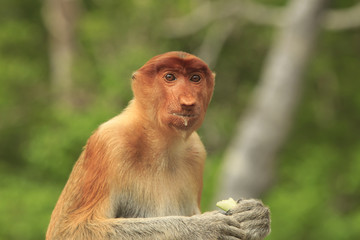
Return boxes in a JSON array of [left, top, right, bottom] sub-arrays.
[[46, 52, 215, 239]]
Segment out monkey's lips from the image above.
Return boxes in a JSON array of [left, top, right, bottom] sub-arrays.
[[171, 113, 198, 118]]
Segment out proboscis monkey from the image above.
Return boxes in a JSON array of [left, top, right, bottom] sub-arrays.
[[46, 51, 270, 240]]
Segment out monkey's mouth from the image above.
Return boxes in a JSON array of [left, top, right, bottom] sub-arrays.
[[171, 113, 198, 118]]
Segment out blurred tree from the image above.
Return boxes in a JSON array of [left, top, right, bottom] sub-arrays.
[[215, 0, 360, 201], [218, 0, 329, 199], [43, 0, 80, 106]]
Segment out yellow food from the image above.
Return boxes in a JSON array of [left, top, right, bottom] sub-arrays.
[[216, 197, 237, 211]]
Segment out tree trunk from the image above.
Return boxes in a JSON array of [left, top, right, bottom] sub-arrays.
[[216, 0, 330, 200], [42, 0, 79, 106]]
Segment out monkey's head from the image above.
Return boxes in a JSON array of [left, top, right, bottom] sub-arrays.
[[132, 51, 215, 134]]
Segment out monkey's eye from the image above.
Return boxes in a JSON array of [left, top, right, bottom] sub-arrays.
[[165, 73, 176, 81], [190, 74, 201, 82]]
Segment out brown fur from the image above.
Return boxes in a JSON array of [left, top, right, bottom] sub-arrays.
[[46, 51, 270, 240]]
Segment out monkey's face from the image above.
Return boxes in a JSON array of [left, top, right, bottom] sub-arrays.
[[159, 70, 208, 131], [132, 52, 215, 133]]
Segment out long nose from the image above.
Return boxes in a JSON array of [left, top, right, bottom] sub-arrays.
[[179, 93, 196, 110]]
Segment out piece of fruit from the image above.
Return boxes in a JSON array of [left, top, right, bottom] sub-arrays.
[[216, 197, 237, 211]]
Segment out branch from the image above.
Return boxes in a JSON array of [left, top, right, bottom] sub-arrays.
[[163, 0, 282, 37], [164, 0, 360, 37], [323, 3, 360, 30], [196, 19, 238, 68]]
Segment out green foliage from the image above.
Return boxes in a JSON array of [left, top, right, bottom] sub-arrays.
[[1, 0, 360, 239], [0, 171, 60, 240]]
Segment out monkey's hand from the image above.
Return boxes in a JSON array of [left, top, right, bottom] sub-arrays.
[[192, 211, 246, 239], [228, 199, 271, 240]]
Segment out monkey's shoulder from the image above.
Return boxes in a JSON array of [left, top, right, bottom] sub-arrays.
[[186, 132, 207, 159]]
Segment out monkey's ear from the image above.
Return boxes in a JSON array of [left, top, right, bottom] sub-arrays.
[[212, 72, 216, 79], [132, 72, 137, 80]]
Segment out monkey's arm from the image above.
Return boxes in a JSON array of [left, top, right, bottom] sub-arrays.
[[102, 212, 245, 240], [50, 201, 269, 240]]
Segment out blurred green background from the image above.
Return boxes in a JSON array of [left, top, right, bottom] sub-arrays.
[[1, 0, 360, 239]]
